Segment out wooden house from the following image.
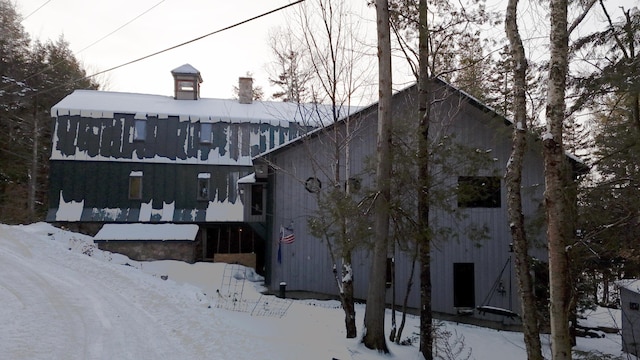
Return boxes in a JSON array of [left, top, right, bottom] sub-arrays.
[[46, 64, 340, 269], [619, 280, 640, 356], [242, 80, 569, 324]]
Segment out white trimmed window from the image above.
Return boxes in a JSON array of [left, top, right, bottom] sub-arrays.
[[129, 171, 143, 199], [200, 123, 213, 144], [197, 173, 211, 200], [134, 119, 146, 141]]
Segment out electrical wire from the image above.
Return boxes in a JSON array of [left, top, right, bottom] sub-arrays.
[[22, 0, 54, 22], [20, 0, 305, 99], [76, 0, 167, 54], [6, 0, 167, 93]]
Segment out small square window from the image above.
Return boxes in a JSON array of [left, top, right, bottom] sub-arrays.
[[346, 177, 361, 192], [200, 123, 213, 144], [134, 119, 146, 141], [197, 173, 211, 200], [129, 171, 143, 200], [457, 176, 501, 208]]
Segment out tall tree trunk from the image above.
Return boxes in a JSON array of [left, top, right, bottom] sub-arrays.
[[418, 0, 433, 358], [29, 97, 38, 221], [362, 0, 392, 353], [395, 252, 417, 343], [504, 1, 543, 359], [342, 115, 357, 339], [342, 251, 357, 338], [544, 0, 572, 358]]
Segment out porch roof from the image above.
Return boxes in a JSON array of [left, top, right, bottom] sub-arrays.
[[94, 223, 199, 241]]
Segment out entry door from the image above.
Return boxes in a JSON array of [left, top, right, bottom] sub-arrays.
[[453, 263, 475, 308]]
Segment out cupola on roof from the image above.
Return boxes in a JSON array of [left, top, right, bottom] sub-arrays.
[[171, 64, 202, 100]]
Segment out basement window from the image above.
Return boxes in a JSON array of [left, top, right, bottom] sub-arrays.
[[197, 173, 211, 201], [457, 176, 501, 208], [129, 171, 143, 200]]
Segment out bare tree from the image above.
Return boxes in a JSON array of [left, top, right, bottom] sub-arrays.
[[267, 0, 374, 339], [266, 27, 314, 103], [543, 0, 598, 357], [362, 0, 392, 353], [504, 0, 543, 359], [416, 0, 432, 357]]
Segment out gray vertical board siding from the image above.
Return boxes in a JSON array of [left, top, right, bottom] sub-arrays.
[[265, 85, 548, 318], [269, 113, 377, 297], [621, 287, 640, 356]]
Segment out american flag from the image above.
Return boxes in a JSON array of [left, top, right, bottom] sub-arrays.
[[279, 225, 295, 244]]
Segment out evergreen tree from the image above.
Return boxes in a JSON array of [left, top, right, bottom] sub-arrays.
[[0, 0, 98, 222], [266, 28, 314, 103], [569, 3, 640, 309]]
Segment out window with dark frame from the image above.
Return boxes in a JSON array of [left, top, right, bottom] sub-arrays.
[[457, 176, 501, 208], [134, 119, 146, 141], [129, 172, 143, 200], [346, 177, 361, 193], [386, 257, 394, 288], [200, 123, 213, 144], [197, 173, 210, 200]]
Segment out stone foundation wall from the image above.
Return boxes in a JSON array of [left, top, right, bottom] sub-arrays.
[[96, 241, 197, 263]]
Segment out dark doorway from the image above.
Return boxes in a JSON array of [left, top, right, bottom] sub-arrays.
[[203, 224, 265, 275], [453, 263, 475, 308]]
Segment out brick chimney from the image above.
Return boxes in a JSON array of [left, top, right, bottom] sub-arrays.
[[238, 77, 253, 104]]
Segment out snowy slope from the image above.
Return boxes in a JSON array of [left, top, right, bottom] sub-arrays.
[[0, 223, 629, 359]]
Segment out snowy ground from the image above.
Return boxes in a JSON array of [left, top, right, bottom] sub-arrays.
[[0, 223, 632, 359]]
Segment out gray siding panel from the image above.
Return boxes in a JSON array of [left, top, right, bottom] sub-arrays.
[[266, 85, 547, 320]]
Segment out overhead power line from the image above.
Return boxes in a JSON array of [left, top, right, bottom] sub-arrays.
[[22, 0, 54, 21], [32, 0, 306, 98], [7, 0, 167, 92], [77, 0, 167, 54], [86, 0, 306, 79]]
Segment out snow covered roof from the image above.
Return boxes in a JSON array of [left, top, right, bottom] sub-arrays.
[[617, 279, 640, 294], [237, 173, 256, 184], [51, 90, 340, 126], [94, 223, 199, 241], [172, 63, 200, 75], [171, 64, 202, 82]]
